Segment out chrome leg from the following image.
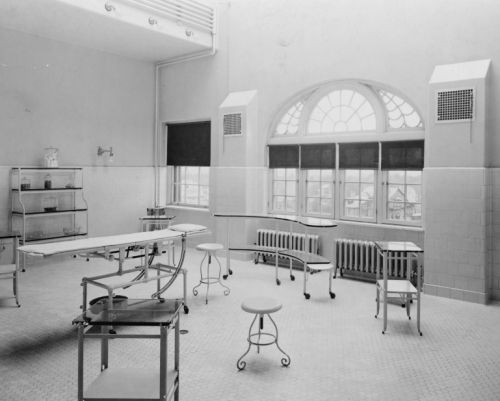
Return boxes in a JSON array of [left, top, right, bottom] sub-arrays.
[[237, 314, 257, 370], [268, 313, 291, 367], [214, 254, 230, 296], [192, 252, 207, 297]]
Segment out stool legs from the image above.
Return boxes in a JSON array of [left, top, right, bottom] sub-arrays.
[[193, 251, 230, 304], [237, 312, 291, 370]]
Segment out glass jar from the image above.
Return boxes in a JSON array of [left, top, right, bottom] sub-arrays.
[[44, 147, 59, 168], [20, 176, 31, 190], [42, 195, 58, 212]]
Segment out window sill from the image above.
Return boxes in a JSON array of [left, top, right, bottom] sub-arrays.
[[165, 205, 211, 213]]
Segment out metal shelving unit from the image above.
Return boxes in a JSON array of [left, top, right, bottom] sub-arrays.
[[10, 167, 88, 245]]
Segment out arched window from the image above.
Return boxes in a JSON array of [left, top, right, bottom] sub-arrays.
[[268, 80, 424, 226], [307, 89, 376, 134]]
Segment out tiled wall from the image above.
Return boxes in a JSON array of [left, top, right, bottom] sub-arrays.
[[490, 168, 500, 300], [424, 167, 489, 303]]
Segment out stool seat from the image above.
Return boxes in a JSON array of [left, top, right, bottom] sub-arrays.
[[196, 243, 224, 252], [241, 297, 282, 315]]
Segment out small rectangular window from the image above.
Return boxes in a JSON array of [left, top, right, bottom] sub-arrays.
[[384, 170, 422, 223], [173, 166, 210, 207], [271, 168, 298, 214], [304, 169, 334, 216], [341, 169, 376, 221]]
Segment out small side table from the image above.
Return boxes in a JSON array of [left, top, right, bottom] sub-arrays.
[[73, 298, 182, 401], [0, 232, 21, 307], [237, 297, 290, 370], [374, 241, 423, 336]]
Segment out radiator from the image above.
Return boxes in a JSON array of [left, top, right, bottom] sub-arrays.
[[255, 229, 320, 267], [335, 239, 419, 282]]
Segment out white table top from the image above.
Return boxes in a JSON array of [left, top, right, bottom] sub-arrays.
[[213, 212, 337, 228], [18, 227, 205, 257], [375, 241, 423, 253]]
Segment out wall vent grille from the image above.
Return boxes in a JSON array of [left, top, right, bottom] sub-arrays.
[[436, 88, 474, 123], [223, 113, 243, 136]]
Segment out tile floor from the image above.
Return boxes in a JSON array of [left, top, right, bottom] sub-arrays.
[[1, 248, 500, 401]]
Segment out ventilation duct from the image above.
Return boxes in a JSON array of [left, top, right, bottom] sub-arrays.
[[223, 113, 242, 136], [436, 88, 475, 123]]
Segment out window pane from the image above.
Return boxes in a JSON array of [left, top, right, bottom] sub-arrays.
[[388, 185, 405, 201], [307, 198, 320, 214], [200, 186, 209, 206], [388, 171, 405, 184], [274, 169, 286, 180], [185, 185, 198, 204], [307, 182, 320, 197], [360, 200, 375, 218], [345, 170, 359, 182], [273, 196, 285, 211], [307, 170, 320, 181], [361, 170, 374, 182], [286, 197, 296, 212], [321, 199, 333, 215], [321, 182, 333, 198], [409, 204, 422, 221], [199, 167, 209, 185], [185, 167, 198, 184], [407, 171, 422, 184], [344, 200, 359, 217], [286, 169, 297, 180], [407, 185, 422, 203], [273, 181, 286, 196], [286, 181, 296, 196], [321, 169, 333, 181], [360, 184, 374, 200], [345, 183, 359, 199], [387, 202, 405, 220]]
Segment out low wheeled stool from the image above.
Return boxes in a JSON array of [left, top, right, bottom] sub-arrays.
[[193, 243, 230, 304], [237, 296, 290, 370]]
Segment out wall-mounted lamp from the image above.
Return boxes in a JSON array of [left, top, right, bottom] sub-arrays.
[[97, 146, 114, 163], [104, 2, 115, 12]]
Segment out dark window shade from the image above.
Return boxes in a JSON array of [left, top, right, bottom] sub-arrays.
[[339, 142, 379, 169], [381, 140, 424, 170], [300, 144, 336, 169], [167, 121, 211, 166], [269, 145, 299, 168]]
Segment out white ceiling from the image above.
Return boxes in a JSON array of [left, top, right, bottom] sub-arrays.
[[0, 0, 214, 62]]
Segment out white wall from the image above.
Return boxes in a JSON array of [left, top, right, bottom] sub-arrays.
[[0, 27, 156, 236]]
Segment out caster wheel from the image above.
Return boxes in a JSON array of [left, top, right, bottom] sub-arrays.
[[254, 259, 258, 264], [223, 274, 228, 280], [329, 292, 336, 299], [408, 316, 411, 320], [304, 293, 310, 300], [374, 315, 378, 319], [183, 305, 189, 314], [290, 275, 295, 281], [109, 329, 117, 335], [159, 298, 165, 303], [401, 304, 406, 308], [17, 304, 21, 308], [276, 279, 281, 286], [420, 332, 423, 336], [229, 269, 233, 275], [382, 331, 385, 335]]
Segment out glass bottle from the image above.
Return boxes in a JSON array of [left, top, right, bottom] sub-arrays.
[[21, 176, 31, 190]]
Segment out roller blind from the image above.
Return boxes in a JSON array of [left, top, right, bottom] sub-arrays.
[[167, 121, 211, 166], [339, 142, 378, 169], [300, 144, 336, 169], [268, 145, 299, 168], [381, 140, 424, 170]]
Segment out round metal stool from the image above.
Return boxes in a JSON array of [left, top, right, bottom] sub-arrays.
[[193, 243, 230, 304], [237, 296, 290, 370]]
